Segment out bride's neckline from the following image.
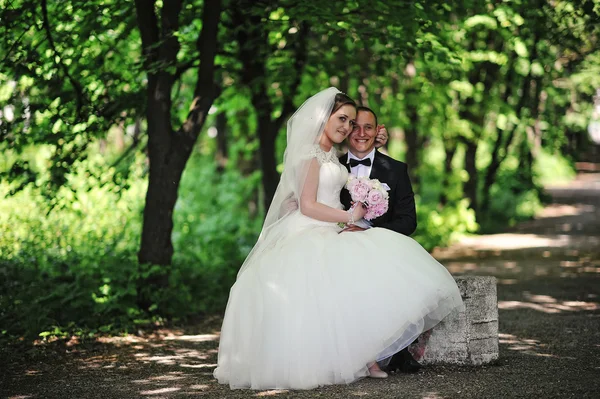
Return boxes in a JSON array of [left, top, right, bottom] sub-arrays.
[[318, 144, 335, 153]]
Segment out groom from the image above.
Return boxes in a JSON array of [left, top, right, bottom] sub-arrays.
[[340, 106, 416, 235], [340, 106, 421, 373]]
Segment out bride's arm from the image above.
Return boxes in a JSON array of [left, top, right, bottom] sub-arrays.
[[300, 159, 366, 223]]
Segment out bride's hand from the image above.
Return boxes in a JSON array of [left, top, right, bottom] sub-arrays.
[[351, 202, 367, 222], [375, 124, 388, 148]]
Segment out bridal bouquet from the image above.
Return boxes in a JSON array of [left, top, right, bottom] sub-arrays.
[[345, 175, 390, 220]]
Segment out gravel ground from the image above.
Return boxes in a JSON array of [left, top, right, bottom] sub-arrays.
[[2, 173, 599, 399]]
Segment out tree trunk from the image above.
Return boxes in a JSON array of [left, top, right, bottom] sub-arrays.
[[136, 0, 222, 269], [138, 74, 179, 266], [403, 60, 420, 185], [254, 104, 279, 212], [463, 140, 478, 214], [480, 34, 539, 213], [479, 133, 502, 214], [439, 144, 456, 207], [457, 32, 502, 218], [404, 120, 420, 186], [216, 111, 228, 172]]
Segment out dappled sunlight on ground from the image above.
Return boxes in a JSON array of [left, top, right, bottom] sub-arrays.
[[445, 256, 600, 279], [421, 392, 444, 399], [164, 334, 220, 342], [456, 233, 575, 251], [499, 333, 555, 357], [546, 170, 600, 189], [45, 323, 228, 396], [434, 175, 600, 265], [499, 298, 599, 314], [438, 232, 600, 255], [133, 373, 190, 383], [140, 386, 181, 395], [349, 391, 370, 397], [254, 390, 290, 396], [535, 203, 596, 219], [77, 343, 219, 370]]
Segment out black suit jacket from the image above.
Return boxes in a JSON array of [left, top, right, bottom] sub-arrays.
[[339, 150, 417, 236]]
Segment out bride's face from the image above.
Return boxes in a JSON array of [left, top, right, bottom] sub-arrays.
[[323, 105, 357, 144]]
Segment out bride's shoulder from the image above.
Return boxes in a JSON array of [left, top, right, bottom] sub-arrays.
[[309, 145, 338, 164]]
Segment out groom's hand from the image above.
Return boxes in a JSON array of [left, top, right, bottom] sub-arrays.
[[280, 195, 298, 217], [340, 224, 367, 233]]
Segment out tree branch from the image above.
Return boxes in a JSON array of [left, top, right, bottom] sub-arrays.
[[134, 0, 160, 70], [275, 21, 309, 131], [174, 59, 198, 81], [110, 131, 143, 169], [159, 0, 182, 65], [179, 0, 222, 143], [1, 21, 35, 64], [40, 0, 85, 120]]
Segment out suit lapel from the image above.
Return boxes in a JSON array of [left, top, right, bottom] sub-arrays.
[[339, 153, 351, 172], [369, 150, 384, 180], [338, 153, 352, 209]]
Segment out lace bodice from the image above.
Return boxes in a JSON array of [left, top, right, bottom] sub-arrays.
[[309, 146, 348, 209]]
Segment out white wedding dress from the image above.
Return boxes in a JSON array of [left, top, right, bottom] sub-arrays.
[[214, 146, 463, 390]]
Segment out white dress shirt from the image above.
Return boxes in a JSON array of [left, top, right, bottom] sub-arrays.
[[347, 148, 375, 178]]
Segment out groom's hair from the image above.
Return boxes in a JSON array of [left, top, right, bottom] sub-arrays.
[[357, 106, 378, 126], [332, 93, 357, 115]]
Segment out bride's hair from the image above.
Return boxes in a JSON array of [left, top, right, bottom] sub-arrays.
[[332, 93, 356, 115]]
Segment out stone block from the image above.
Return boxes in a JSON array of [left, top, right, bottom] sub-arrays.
[[470, 320, 498, 339], [409, 276, 499, 366]]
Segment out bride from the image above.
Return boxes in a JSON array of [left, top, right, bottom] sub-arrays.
[[213, 87, 463, 390]]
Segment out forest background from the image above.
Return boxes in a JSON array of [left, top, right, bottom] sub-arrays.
[[1, 0, 600, 343]]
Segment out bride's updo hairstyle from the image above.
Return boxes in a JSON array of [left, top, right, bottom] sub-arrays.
[[331, 93, 357, 115]]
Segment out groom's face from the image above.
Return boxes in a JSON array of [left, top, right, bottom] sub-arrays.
[[348, 110, 377, 158]]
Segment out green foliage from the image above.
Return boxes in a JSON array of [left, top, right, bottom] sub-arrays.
[[404, 139, 479, 249], [413, 198, 478, 251], [170, 153, 263, 313], [0, 147, 145, 340], [0, 146, 262, 342], [534, 149, 577, 186], [0, 0, 143, 204], [478, 154, 546, 232]]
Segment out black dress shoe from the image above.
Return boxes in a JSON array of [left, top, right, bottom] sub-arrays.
[[386, 348, 422, 373]]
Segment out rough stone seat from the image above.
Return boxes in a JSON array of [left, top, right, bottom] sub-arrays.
[[409, 276, 499, 365]]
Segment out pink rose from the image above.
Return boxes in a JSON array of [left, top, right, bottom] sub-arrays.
[[367, 189, 385, 205], [350, 181, 370, 202], [346, 176, 358, 191], [376, 202, 388, 216], [365, 202, 388, 220], [364, 208, 376, 220]]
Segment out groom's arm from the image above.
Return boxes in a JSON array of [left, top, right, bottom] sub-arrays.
[[379, 164, 417, 236]]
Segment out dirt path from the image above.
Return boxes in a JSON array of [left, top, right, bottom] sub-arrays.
[[2, 174, 599, 399]]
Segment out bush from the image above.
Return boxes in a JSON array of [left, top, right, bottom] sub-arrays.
[[0, 148, 262, 342], [413, 198, 478, 251], [478, 153, 558, 232]]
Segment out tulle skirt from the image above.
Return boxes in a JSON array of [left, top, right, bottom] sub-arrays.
[[214, 212, 463, 390]]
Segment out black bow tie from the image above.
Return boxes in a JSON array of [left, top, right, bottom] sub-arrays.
[[349, 158, 372, 168]]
